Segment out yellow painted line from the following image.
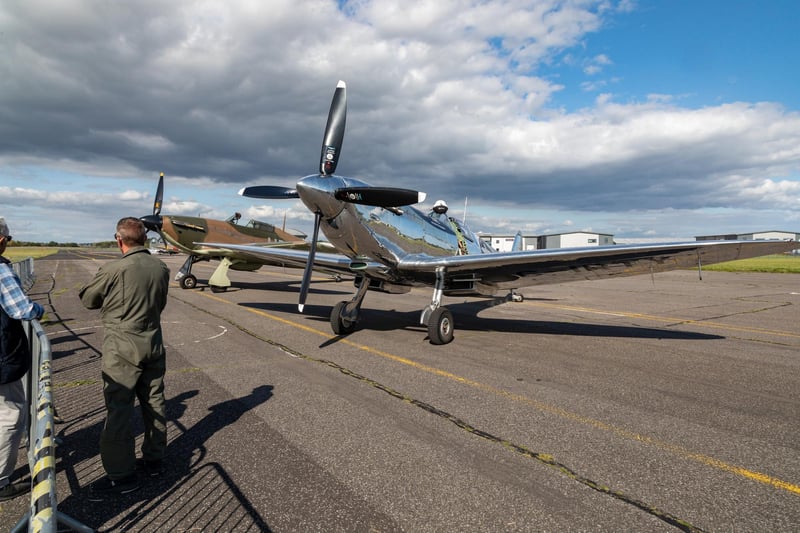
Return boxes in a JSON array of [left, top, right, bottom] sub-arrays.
[[195, 291, 800, 496], [524, 301, 800, 339]]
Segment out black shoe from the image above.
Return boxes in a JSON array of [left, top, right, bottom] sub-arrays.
[[137, 458, 164, 478], [87, 475, 139, 501], [0, 482, 29, 502]]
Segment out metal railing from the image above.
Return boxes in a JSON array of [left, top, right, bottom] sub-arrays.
[[10, 258, 92, 533], [18, 320, 58, 532], [11, 257, 35, 292]]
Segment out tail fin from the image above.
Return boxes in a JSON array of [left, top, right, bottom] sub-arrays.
[[512, 231, 523, 252]]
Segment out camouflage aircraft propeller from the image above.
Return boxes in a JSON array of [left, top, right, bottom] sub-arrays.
[[139, 173, 307, 292], [202, 80, 799, 344]]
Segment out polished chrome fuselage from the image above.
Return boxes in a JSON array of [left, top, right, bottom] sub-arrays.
[[296, 174, 486, 268]]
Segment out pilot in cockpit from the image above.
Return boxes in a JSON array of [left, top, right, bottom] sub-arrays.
[[432, 199, 449, 215], [430, 200, 469, 255], [430, 200, 450, 225]]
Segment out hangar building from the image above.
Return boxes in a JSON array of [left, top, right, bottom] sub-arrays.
[[694, 230, 799, 242], [479, 231, 614, 252], [480, 230, 799, 253]]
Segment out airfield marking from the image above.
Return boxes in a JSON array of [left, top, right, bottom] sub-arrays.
[[186, 289, 800, 498], [174, 293, 705, 532], [522, 301, 800, 340]]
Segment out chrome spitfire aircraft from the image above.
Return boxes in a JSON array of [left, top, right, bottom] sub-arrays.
[[204, 80, 799, 344], [140, 173, 308, 292]]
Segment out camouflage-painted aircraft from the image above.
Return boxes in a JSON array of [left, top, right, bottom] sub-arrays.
[[140, 173, 308, 292]]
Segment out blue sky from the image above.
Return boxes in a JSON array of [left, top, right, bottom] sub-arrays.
[[1, 0, 798, 243], [552, 1, 800, 111]]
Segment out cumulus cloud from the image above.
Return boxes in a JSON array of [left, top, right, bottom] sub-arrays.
[[0, 186, 147, 208]]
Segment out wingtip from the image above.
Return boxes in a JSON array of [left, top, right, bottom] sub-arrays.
[[419, 192, 427, 203], [298, 304, 305, 313], [237, 187, 246, 196], [337, 80, 346, 89]]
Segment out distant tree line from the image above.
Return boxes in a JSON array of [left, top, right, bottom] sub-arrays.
[[8, 241, 117, 248]]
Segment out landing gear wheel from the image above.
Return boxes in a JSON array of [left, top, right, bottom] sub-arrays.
[[209, 285, 228, 293], [428, 307, 454, 345], [180, 275, 197, 290], [331, 301, 357, 335]]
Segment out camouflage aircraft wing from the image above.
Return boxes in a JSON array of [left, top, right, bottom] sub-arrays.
[[199, 242, 370, 278], [192, 239, 336, 256], [396, 239, 799, 290]]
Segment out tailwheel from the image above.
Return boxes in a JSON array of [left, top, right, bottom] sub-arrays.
[[428, 307, 454, 345], [180, 275, 197, 290], [331, 301, 357, 335]]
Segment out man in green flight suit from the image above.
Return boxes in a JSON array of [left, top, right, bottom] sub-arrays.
[[80, 217, 170, 500]]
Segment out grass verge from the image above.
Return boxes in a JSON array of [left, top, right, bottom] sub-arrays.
[[5, 247, 61, 261], [703, 254, 800, 273]]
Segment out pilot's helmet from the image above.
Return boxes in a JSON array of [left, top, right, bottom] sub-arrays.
[[432, 200, 448, 214]]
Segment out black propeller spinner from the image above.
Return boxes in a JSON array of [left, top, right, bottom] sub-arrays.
[[240, 80, 426, 312]]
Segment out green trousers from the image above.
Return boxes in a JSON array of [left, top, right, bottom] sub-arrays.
[[100, 353, 166, 479]]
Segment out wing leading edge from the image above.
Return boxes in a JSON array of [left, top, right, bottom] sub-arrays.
[[396, 239, 800, 290], [201, 239, 797, 292]]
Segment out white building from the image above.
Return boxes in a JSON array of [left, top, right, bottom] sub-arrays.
[[694, 230, 799, 241], [537, 231, 615, 249], [479, 231, 614, 251], [479, 234, 536, 252]]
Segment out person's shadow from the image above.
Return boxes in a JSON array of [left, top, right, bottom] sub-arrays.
[[55, 385, 274, 532]]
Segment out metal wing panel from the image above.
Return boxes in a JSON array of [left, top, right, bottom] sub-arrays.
[[397, 240, 799, 289]]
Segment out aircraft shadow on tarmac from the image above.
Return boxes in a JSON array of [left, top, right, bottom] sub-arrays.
[[238, 299, 724, 343], [55, 386, 274, 531]]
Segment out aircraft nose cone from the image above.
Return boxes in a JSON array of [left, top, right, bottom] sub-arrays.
[[296, 175, 345, 219], [140, 214, 163, 232]]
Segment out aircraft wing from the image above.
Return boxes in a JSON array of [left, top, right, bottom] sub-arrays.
[[396, 239, 799, 290], [191, 239, 336, 258], [203, 239, 797, 291]]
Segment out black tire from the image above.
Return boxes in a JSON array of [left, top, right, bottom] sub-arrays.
[[428, 307, 454, 345], [180, 275, 197, 289], [330, 301, 357, 335], [209, 285, 227, 293]]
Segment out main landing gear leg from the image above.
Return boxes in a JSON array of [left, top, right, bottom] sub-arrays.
[[420, 267, 454, 345], [208, 257, 233, 293], [330, 276, 370, 335], [175, 254, 201, 289]]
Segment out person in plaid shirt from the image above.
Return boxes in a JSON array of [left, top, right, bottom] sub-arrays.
[[0, 217, 44, 501]]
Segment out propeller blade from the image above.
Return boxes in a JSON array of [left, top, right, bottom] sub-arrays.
[[238, 186, 299, 199], [334, 187, 427, 207], [153, 172, 164, 215], [298, 212, 321, 313], [140, 214, 163, 232], [320, 80, 347, 176]]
